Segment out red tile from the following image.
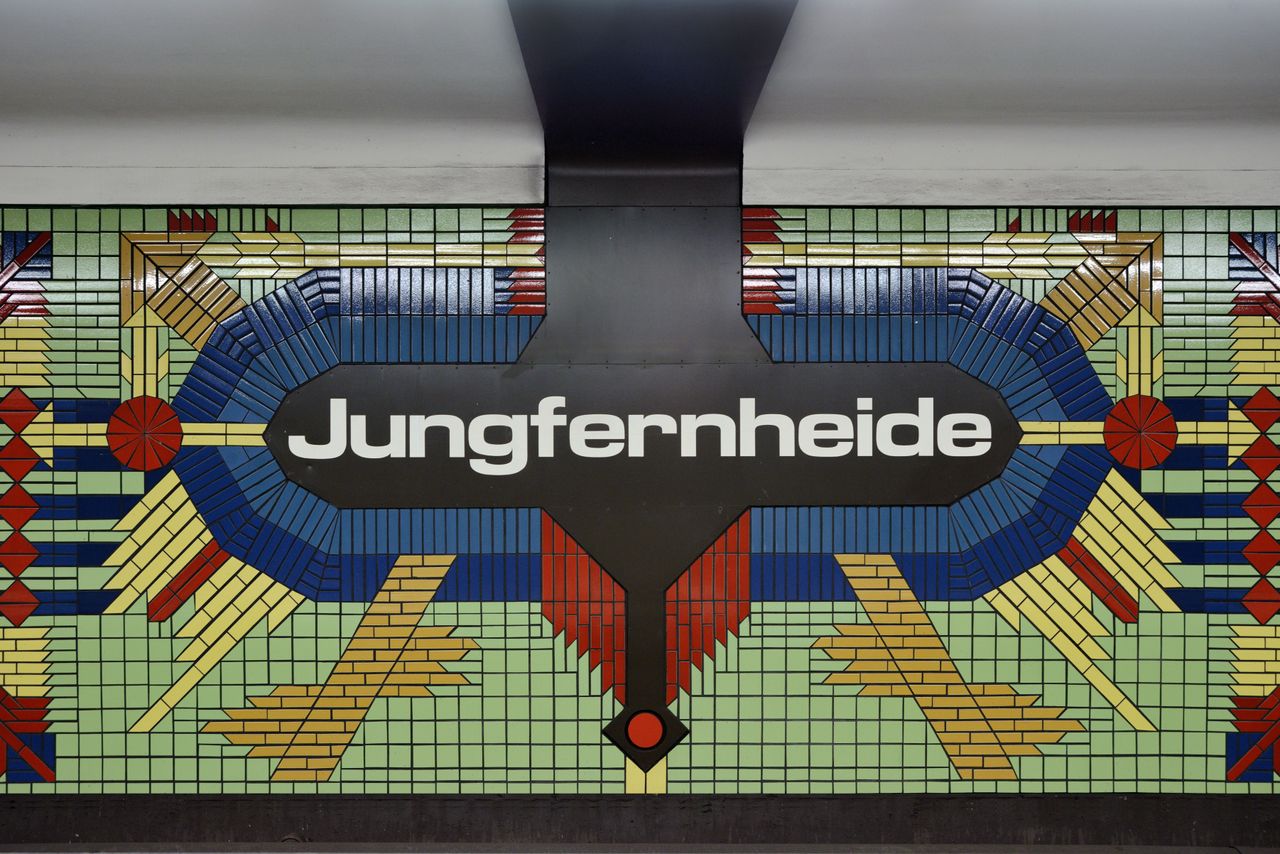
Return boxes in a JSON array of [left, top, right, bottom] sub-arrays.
[[1243, 435, 1280, 480], [1244, 483, 1280, 527], [0, 580, 37, 626], [1244, 387, 1280, 432], [0, 389, 38, 434], [0, 485, 37, 530], [0, 531, 37, 576], [0, 437, 38, 481], [1244, 578, 1280, 624]]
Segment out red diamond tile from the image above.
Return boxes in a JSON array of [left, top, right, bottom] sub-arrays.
[[1244, 530, 1280, 574], [1244, 483, 1280, 527], [0, 580, 37, 626], [1244, 578, 1280, 624], [1243, 435, 1280, 479], [0, 531, 37, 576], [0, 436, 38, 481], [0, 485, 37, 530], [1244, 387, 1280, 431], [0, 388, 38, 434]]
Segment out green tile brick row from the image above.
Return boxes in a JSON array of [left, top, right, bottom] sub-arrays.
[[0, 207, 1276, 794]]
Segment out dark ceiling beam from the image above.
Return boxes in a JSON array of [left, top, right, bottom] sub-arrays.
[[509, 0, 797, 205], [504, 0, 799, 765]]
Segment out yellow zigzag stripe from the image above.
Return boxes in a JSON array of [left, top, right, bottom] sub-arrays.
[[181, 423, 267, 446], [1116, 307, 1160, 398], [743, 233, 1087, 279], [101, 470, 305, 732], [1019, 404, 1257, 464], [131, 565, 304, 733], [1230, 624, 1280, 696], [984, 469, 1178, 732], [0, 317, 50, 388], [123, 321, 165, 399], [102, 471, 210, 613], [202, 555, 471, 782], [985, 575, 1152, 732], [0, 627, 52, 696], [1078, 470, 1180, 612], [1230, 315, 1280, 387], [196, 234, 543, 279], [817, 554, 1083, 782]]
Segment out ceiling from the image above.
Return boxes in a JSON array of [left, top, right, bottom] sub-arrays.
[[745, 0, 1280, 203], [0, 0, 544, 202], [0, 0, 1275, 204]]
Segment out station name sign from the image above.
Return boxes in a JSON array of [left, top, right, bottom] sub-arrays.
[[288, 395, 994, 476], [267, 363, 1019, 511]]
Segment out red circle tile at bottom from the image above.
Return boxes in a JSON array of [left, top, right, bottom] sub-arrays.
[[1103, 394, 1177, 470], [626, 710, 666, 750], [106, 396, 184, 471]]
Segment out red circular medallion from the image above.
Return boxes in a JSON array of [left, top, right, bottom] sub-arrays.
[[625, 710, 665, 750], [1103, 394, 1177, 469], [106, 396, 184, 471]]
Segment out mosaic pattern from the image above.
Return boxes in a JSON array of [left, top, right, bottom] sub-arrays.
[[1, 206, 1278, 793]]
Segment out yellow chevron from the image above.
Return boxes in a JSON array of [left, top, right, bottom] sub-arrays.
[[202, 555, 474, 782], [1117, 306, 1160, 397], [817, 554, 1084, 781], [0, 626, 53, 697], [197, 235, 543, 279], [0, 318, 50, 388], [1020, 404, 1256, 463], [131, 563, 304, 733], [181, 423, 266, 446], [744, 233, 1086, 279]]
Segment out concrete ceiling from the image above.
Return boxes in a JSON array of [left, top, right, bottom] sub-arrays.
[[1, 0, 1276, 205], [0, 0, 544, 202], [745, 0, 1280, 204]]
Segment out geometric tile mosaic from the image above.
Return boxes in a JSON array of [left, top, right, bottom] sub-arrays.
[[1, 205, 1278, 794]]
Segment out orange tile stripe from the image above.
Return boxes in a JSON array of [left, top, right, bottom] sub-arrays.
[[816, 554, 1083, 781], [204, 555, 478, 782]]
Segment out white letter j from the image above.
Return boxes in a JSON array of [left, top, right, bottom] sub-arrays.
[[288, 398, 349, 460]]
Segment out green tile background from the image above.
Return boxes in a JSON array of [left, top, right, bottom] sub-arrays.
[[0, 207, 1273, 793]]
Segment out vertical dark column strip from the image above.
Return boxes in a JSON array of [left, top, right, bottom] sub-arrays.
[[509, 0, 797, 766]]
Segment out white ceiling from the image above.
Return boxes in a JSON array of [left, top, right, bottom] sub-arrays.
[[0, 0, 544, 203], [745, 0, 1280, 204], [1, 0, 1277, 205]]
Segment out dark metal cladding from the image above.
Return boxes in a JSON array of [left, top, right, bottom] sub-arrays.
[[268, 362, 1018, 517], [509, 0, 797, 206]]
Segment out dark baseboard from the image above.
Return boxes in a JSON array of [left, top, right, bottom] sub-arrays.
[[1, 794, 1277, 848]]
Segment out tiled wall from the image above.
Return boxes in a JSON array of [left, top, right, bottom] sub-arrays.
[[0, 206, 1276, 793]]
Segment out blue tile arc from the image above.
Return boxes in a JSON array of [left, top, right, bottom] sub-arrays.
[[171, 268, 542, 601], [749, 268, 1113, 601], [172, 265, 1110, 603]]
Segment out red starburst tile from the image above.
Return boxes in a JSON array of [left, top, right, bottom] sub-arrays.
[[1103, 395, 1178, 469], [0, 484, 37, 530], [0, 388, 38, 434], [0, 580, 38, 626], [105, 396, 183, 471], [1243, 435, 1280, 480], [1244, 387, 1280, 432], [1244, 578, 1280, 624], [1244, 483, 1280, 527], [0, 531, 37, 576]]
